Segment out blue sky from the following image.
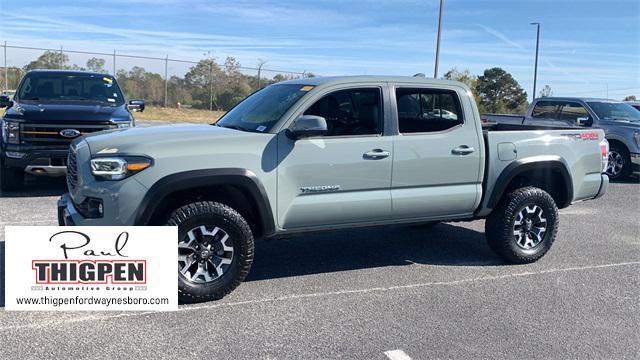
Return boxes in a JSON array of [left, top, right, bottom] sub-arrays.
[[0, 0, 638, 100]]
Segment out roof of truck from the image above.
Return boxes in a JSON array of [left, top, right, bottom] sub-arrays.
[[26, 69, 113, 77], [278, 75, 468, 88], [534, 96, 621, 102]]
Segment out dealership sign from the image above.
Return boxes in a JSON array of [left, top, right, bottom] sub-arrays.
[[4, 226, 178, 311]]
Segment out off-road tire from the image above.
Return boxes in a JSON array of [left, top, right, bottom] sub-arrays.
[[167, 201, 254, 303], [0, 157, 24, 192], [485, 186, 559, 264]]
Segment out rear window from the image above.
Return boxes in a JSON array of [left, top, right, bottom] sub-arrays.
[[16, 72, 124, 105]]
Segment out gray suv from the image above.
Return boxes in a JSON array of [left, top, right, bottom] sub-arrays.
[[58, 77, 609, 302], [483, 97, 640, 180]]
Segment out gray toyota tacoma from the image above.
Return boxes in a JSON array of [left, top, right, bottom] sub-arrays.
[[58, 76, 609, 302]]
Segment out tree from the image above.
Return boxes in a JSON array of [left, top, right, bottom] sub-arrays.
[[539, 85, 553, 97], [24, 50, 69, 70], [86, 57, 107, 73], [623, 95, 637, 101], [443, 67, 477, 89], [475, 67, 527, 114]]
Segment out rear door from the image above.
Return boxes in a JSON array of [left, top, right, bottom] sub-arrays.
[[390, 86, 482, 219], [276, 85, 393, 229]]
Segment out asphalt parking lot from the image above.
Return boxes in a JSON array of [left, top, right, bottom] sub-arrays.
[[0, 135, 638, 358]]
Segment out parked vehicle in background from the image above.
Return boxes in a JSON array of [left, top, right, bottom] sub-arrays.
[[625, 101, 640, 112], [0, 70, 145, 191], [1, 90, 16, 100], [59, 76, 609, 302], [483, 97, 640, 180]]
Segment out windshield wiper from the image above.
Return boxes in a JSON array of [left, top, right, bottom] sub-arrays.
[[217, 124, 255, 132]]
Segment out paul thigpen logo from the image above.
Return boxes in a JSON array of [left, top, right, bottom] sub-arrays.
[[32, 231, 147, 285]]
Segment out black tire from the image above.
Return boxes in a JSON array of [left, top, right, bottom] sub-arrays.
[[167, 201, 254, 303], [485, 186, 559, 264], [606, 143, 632, 180], [0, 156, 24, 192]]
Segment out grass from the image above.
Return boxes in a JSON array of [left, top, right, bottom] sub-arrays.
[[133, 106, 226, 123]]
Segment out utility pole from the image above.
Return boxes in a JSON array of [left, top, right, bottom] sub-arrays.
[[257, 59, 267, 89], [3, 41, 7, 91], [113, 50, 116, 75], [530, 22, 540, 102], [433, 0, 444, 79], [164, 55, 168, 107], [59, 45, 64, 69]]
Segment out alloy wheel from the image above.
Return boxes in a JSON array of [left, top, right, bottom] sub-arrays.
[[606, 150, 624, 177], [513, 205, 547, 250], [178, 225, 234, 284]]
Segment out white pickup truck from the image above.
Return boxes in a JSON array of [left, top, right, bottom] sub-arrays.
[[58, 76, 610, 302]]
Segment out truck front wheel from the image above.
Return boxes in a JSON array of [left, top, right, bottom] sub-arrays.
[[0, 157, 25, 192], [167, 201, 255, 303], [485, 187, 559, 264]]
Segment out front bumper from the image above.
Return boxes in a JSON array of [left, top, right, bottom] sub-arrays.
[[631, 153, 640, 172], [57, 194, 76, 226], [3, 144, 69, 175]]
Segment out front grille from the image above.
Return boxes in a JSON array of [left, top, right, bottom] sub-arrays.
[[21, 124, 111, 146], [66, 146, 78, 191]]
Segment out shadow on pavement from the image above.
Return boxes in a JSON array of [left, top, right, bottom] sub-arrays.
[[0, 176, 67, 198], [246, 222, 503, 282]]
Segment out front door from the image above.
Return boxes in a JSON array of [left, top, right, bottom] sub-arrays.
[[276, 87, 393, 229]]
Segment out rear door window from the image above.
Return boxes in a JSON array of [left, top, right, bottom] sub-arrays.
[[396, 89, 463, 133], [531, 101, 560, 119], [558, 102, 590, 123]]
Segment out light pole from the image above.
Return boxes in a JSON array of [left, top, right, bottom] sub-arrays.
[[530, 22, 540, 101], [433, 0, 444, 79]]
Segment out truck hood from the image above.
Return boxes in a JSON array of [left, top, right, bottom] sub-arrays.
[[598, 119, 640, 130], [81, 124, 272, 157], [4, 101, 130, 123]]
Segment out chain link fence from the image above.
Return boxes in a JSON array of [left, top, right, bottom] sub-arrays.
[[0, 42, 312, 111]]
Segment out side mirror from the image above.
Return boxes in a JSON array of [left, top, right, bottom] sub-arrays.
[[576, 116, 592, 126], [0, 95, 12, 109], [289, 115, 328, 139], [128, 99, 145, 112]]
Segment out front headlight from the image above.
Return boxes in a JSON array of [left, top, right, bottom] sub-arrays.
[[90, 156, 152, 180], [633, 131, 640, 148], [1, 119, 20, 144]]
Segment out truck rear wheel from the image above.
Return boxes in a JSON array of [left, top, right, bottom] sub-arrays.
[[167, 201, 254, 303], [485, 186, 558, 264], [0, 157, 24, 191]]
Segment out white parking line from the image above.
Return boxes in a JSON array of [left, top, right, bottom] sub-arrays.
[[384, 349, 412, 360], [0, 261, 639, 331]]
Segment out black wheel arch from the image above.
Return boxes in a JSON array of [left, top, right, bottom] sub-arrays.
[[134, 168, 276, 238], [485, 155, 573, 211]]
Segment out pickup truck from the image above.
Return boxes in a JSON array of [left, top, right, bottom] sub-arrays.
[[0, 70, 145, 191], [57, 76, 609, 302], [482, 97, 640, 180]]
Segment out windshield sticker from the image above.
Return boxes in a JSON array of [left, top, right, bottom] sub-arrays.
[[103, 77, 113, 84], [256, 125, 267, 132], [300, 85, 314, 92], [107, 98, 116, 103]]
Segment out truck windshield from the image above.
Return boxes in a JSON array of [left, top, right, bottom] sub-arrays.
[[587, 102, 640, 122], [216, 84, 311, 132], [15, 72, 125, 106]]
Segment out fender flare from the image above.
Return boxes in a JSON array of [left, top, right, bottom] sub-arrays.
[[134, 168, 275, 237], [486, 155, 573, 210]]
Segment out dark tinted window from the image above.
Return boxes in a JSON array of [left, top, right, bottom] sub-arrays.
[[558, 102, 589, 122], [531, 101, 559, 119], [304, 88, 382, 136], [17, 72, 124, 105], [396, 89, 462, 133]]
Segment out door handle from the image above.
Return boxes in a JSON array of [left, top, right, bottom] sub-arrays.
[[363, 149, 390, 160], [451, 145, 475, 155]]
